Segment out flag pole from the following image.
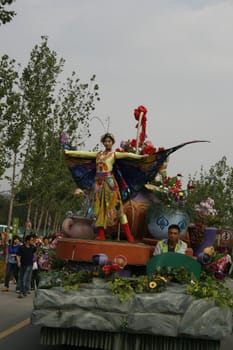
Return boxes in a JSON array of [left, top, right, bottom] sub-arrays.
[[135, 112, 143, 154]]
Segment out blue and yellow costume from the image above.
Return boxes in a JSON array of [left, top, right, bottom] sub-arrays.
[[64, 149, 144, 241]]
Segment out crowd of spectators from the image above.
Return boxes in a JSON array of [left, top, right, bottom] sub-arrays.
[[1, 232, 62, 298]]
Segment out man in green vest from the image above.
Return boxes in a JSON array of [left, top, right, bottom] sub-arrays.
[[153, 224, 187, 256]]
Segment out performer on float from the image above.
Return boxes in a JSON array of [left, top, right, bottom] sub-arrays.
[[63, 106, 209, 244], [64, 132, 147, 242]]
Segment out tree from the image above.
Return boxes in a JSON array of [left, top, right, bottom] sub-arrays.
[[0, 54, 22, 178], [186, 156, 233, 229], [0, 0, 16, 25], [0, 36, 100, 235], [18, 36, 100, 234], [0, 54, 26, 232]]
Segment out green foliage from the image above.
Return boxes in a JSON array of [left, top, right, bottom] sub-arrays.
[[62, 270, 93, 291], [37, 264, 233, 310], [109, 277, 138, 302], [0, 54, 24, 180], [0, 0, 16, 25], [186, 157, 233, 229], [39, 269, 93, 291], [108, 275, 168, 302], [0, 36, 100, 232], [152, 266, 192, 284], [187, 273, 233, 309]]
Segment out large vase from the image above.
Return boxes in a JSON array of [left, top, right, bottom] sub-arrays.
[[62, 216, 94, 239], [146, 206, 190, 240], [189, 226, 218, 257]]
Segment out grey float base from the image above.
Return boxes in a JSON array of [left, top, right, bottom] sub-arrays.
[[40, 327, 221, 350]]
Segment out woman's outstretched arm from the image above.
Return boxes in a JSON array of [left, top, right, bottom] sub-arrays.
[[64, 150, 98, 159]]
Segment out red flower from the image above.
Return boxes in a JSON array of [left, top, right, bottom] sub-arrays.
[[134, 106, 147, 144], [102, 265, 112, 275], [157, 147, 165, 152], [130, 139, 137, 148], [142, 141, 156, 155], [111, 263, 120, 271], [134, 105, 147, 120]]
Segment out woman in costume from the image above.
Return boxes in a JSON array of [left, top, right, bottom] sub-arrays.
[[65, 132, 147, 242]]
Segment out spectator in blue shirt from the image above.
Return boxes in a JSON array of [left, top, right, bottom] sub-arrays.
[[2, 235, 21, 292]]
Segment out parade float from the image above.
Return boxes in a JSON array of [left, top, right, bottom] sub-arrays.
[[31, 106, 233, 349]]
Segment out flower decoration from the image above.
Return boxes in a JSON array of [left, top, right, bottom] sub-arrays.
[[72, 188, 93, 218], [37, 248, 55, 271], [116, 138, 156, 155], [113, 255, 127, 269], [102, 264, 112, 275], [149, 281, 157, 289], [148, 173, 187, 209], [194, 197, 217, 219], [91, 253, 122, 277], [134, 105, 147, 144], [108, 274, 167, 302], [97, 262, 121, 276], [192, 197, 219, 228]]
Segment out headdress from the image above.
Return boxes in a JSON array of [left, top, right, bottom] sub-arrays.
[[100, 132, 115, 144]]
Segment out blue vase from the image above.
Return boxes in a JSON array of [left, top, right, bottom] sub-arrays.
[[146, 207, 190, 240]]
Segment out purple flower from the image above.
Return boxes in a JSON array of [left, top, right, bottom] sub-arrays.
[[214, 271, 225, 281]]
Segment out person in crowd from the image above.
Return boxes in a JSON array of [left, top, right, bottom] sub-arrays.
[[42, 236, 51, 250], [38, 236, 53, 272], [2, 235, 21, 292], [153, 224, 187, 256], [16, 235, 36, 298], [31, 250, 40, 290]]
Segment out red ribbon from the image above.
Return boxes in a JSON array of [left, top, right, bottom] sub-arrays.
[[134, 105, 147, 144]]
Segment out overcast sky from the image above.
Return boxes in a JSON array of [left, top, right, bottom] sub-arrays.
[[1, 0, 233, 190]]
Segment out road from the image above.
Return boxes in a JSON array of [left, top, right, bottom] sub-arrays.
[[0, 281, 232, 350]]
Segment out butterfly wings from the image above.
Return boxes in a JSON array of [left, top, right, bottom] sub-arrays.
[[64, 152, 96, 190], [114, 140, 209, 202], [64, 140, 209, 202]]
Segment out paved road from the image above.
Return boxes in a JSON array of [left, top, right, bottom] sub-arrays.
[[0, 280, 232, 350]]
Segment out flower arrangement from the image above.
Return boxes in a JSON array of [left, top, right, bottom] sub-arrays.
[[92, 254, 127, 277], [194, 197, 218, 226], [108, 274, 168, 302], [116, 138, 158, 155], [92, 261, 121, 277], [37, 262, 233, 309], [69, 188, 94, 218], [149, 173, 187, 209], [187, 197, 219, 246], [37, 246, 61, 271]]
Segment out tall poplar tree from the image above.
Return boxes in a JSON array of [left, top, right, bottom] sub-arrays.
[[19, 36, 100, 233], [0, 54, 26, 231]]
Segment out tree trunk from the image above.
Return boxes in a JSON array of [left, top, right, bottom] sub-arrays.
[[33, 208, 38, 233], [52, 212, 59, 232], [7, 152, 17, 236], [26, 198, 32, 222], [43, 209, 49, 236], [36, 208, 44, 235]]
